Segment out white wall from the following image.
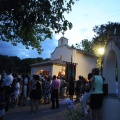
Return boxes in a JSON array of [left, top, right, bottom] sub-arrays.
[[74, 52, 97, 79], [51, 45, 73, 62], [51, 45, 97, 80]]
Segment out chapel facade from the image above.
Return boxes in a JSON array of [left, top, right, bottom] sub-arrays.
[[30, 37, 97, 80]]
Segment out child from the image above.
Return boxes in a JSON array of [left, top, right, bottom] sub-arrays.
[[0, 80, 6, 120]]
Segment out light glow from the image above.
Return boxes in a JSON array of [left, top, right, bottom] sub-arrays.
[[98, 48, 104, 55]]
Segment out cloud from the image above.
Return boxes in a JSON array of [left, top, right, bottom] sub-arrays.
[[0, 35, 57, 59], [79, 28, 88, 32], [0, 41, 22, 56], [40, 35, 57, 59]]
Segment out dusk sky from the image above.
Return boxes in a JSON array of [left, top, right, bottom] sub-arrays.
[[0, 0, 120, 59]]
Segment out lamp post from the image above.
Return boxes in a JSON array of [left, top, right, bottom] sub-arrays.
[[98, 48, 104, 76]]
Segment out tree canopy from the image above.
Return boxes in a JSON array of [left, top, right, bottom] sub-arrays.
[[75, 22, 120, 68], [75, 39, 93, 54], [92, 22, 120, 55], [76, 22, 120, 56], [0, 54, 49, 73], [0, 0, 78, 53]]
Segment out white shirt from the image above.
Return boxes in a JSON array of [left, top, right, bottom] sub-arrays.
[[14, 82, 20, 95], [3, 74, 13, 86], [24, 78, 29, 85]]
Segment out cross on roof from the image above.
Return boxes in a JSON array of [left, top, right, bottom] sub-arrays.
[[62, 31, 65, 37]]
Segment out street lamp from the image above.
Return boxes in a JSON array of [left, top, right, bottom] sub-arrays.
[[98, 48, 105, 75]]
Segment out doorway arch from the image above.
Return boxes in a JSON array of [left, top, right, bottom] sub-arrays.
[[103, 38, 120, 97]]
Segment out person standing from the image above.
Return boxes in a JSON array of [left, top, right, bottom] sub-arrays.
[[29, 75, 42, 114], [61, 78, 67, 99], [50, 75, 60, 109], [90, 68, 104, 120], [10, 72, 18, 106], [44, 76, 51, 104], [69, 76, 74, 101], [22, 73, 29, 105], [0, 80, 6, 120], [13, 78, 20, 108], [42, 75, 49, 104], [75, 76, 83, 101], [57, 76, 61, 97], [3, 69, 13, 112], [80, 73, 92, 116]]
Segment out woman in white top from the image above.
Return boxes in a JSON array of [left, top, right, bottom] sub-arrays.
[[22, 74, 29, 105], [14, 78, 20, 107]]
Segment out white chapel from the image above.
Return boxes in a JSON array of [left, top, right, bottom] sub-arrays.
[[30, 37, 97, 80]]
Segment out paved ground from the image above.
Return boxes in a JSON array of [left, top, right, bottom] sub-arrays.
[[4, 101, 68, 120], [4, 95, 120, 120], [102, 95, 120, 120]]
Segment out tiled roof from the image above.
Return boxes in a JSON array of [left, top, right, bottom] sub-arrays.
[[30, 59, 66, 67]]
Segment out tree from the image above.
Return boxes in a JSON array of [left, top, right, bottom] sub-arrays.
[[75, 39, 94, 54], [10, 56, 22, 72], [92, 22, 120, 69], [92, 22, 120, 55], [0, 55, 15, 70], [0, 0, 78, 53], [0, 54, 49, 74], [71, 44, 75, 48], [75, 22, 120, 69], [75, 22, 120, 55]]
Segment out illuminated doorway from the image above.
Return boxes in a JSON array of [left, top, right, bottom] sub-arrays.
[[36, 70, 49, 76]]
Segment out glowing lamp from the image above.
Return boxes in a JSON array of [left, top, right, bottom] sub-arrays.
[[98, 48, 104, 55]]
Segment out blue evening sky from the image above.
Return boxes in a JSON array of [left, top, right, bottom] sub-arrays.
[[0, 0, 120, 59]]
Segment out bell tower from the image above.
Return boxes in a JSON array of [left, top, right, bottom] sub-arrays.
[[58, 37, 68, 47]]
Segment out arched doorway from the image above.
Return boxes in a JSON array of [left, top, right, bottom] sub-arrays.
[[103, 39, 120, 97]]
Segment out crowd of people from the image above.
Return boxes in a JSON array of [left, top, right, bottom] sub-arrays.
[[0, 69, 70, 119], [0, 67, 105, 120]]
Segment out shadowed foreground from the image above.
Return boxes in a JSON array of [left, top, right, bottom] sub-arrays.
[[5, 96, 120, 120]]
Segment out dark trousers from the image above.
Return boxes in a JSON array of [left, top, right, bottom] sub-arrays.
[[5, 86, 11, 111], [51, 90, 59, 108], [5, 96, 10, 111]]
